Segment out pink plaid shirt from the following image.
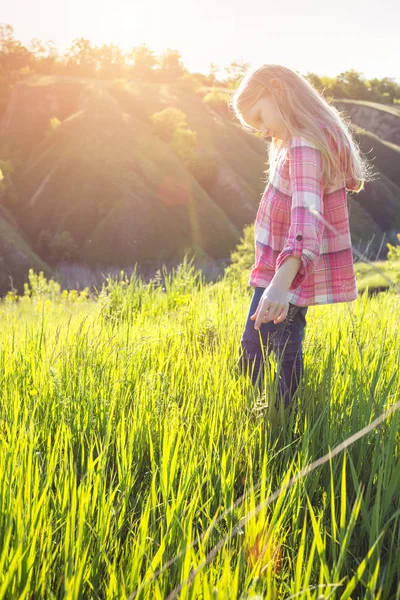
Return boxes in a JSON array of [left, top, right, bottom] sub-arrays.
[[249, 133, 359, 306]]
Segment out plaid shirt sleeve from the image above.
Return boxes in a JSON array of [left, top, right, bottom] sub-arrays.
[[275, 138, 326, 291]]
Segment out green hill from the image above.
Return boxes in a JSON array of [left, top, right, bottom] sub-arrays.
[[0, 77, 399, 295], [0, 204, 53, 291]]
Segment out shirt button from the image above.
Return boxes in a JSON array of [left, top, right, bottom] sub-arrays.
[[296, 234, 303, 241]]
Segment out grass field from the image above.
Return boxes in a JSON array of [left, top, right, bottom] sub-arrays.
[[0, 262, 400, 599]]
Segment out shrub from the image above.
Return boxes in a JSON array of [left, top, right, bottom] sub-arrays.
[[170, 126, 198, 161], [203, 89, 231, 117], [175, 72, 202, 93], [48, 116, 61, 135], [150, 107, 188, 142], [22, 268, 61, 299], [386, 233, 400, 283], [386, 233, 400, 262], [224, 223, 255, 287], [150, 106, 202, 165], [0, 158, 13, 197], [38, 229, 79, 263], [3, 268, 90, 304]]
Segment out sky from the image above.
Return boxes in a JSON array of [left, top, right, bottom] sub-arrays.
[[2, 0, 399, 83]]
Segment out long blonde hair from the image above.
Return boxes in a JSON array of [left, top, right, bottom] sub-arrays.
[[228, 64, 375, 192]]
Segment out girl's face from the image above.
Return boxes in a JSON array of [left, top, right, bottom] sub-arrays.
[[243, 94, 289, 142]]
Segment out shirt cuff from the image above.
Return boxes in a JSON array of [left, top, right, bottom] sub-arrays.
[[275, 246, 315, 290]]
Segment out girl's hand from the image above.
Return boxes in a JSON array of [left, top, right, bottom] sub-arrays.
[[250, 285, 289, 330]]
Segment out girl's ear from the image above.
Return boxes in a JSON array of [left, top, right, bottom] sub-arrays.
[[270, 78, 285, 99]]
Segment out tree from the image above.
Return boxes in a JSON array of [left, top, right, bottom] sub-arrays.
[[0, 24, 34, 115], [0, 23, 33, 72], [95, 43, 126, 79], [223, 60, 251, 88], [158, 48, 187, 81], [64, 38, 98, 76], [336, 69, 369, 100], [207, 61, 219, 85], [304, 72, 325, 94], [128, 43, 157, 79], [29, 38, 59, 74], [367, 77, 399, 104]]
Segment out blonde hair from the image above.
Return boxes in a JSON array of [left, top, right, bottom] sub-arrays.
[[228, 64, 375, 192]]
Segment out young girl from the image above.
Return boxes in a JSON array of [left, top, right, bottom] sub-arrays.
[[229, 64, 372, 415]]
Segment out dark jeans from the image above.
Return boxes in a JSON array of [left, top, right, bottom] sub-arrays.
[[237, 286, 309, 411]]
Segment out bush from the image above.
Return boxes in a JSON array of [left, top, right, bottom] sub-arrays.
[[386, 233, 400, 262], [48, 116, 61, 135], [0, 158, 13, 198], [386, 232, 400, 283], [38, 229, 79, 263], [150, 106, 201, 164], [223, 223, 255, 287], [203, 89, 231, 117], [150, 107, 188, 142], [1, 268, 90, 305], [170, 126, 198, 161], [175, 72, 203, 93], [22, 268, 61, 299]]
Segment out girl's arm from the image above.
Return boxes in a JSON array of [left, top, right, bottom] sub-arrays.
[[274, 138, 325, 291], [270, 255, 302, 291]]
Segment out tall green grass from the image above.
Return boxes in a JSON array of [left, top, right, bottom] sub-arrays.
[[0, 261, 399, 599]]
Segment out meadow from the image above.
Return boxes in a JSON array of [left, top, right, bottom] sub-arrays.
[[0, 262, 399, 599]]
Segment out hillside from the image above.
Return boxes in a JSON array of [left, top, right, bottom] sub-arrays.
[[0, 77, 400, 295], [332, 99, 400, 254], [334, 99, 400, 145], [0, 204, 52, 291]]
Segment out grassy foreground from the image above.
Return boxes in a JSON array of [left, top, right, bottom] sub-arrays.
[[0, 263, 400, 599]]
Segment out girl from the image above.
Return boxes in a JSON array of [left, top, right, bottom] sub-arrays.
[[229, 64, 372, 415]]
